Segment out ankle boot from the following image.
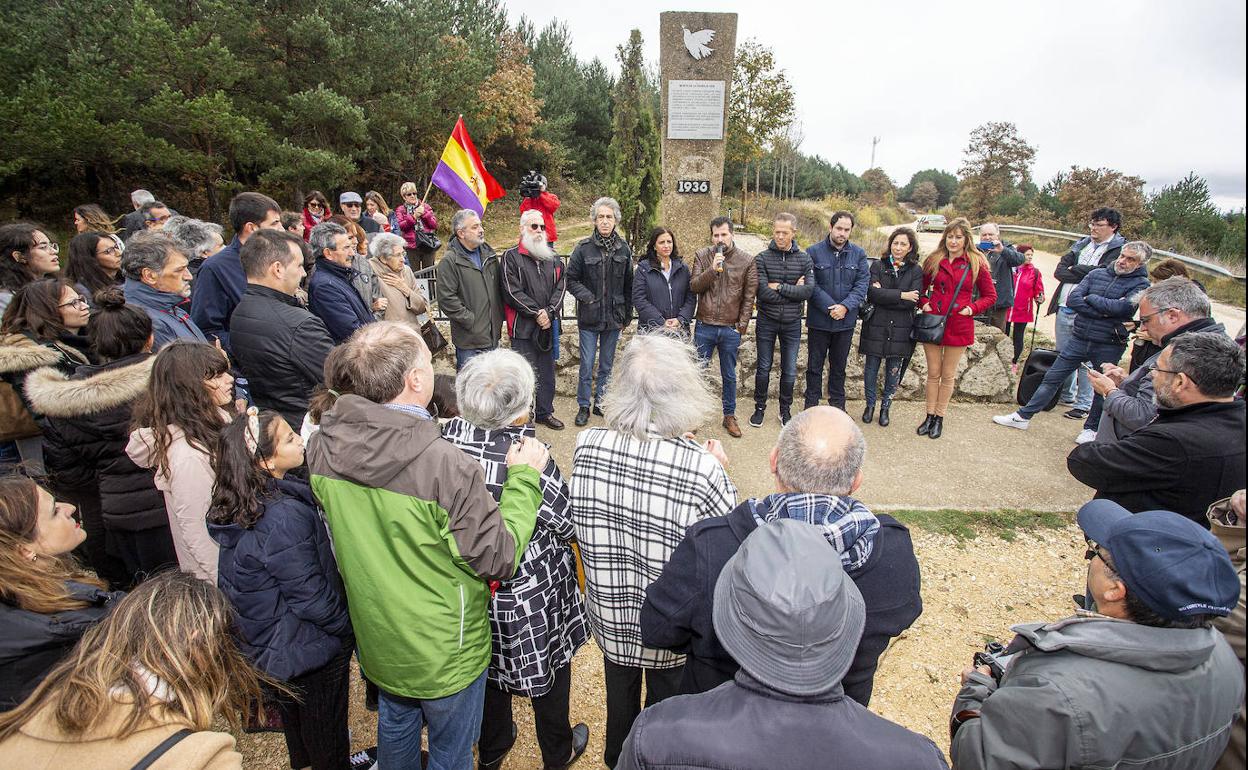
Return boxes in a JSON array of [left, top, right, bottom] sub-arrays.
[[861, 402, 875, 424], [878, 400, 891, 427], [916, 414, 934, 435], [928, 415, 944, 439]]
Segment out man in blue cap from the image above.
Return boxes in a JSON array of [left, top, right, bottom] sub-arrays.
[[950, 501, 1244, 770]]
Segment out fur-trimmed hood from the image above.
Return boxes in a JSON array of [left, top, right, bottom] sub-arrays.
[[0, 332, 64, 375], [25, 354, 154, 418]]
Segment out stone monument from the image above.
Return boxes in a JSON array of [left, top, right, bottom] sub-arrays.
[[659, 11, 738, 259]]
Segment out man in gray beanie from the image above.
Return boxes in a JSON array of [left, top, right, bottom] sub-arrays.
[[616, 520, 948, 770]]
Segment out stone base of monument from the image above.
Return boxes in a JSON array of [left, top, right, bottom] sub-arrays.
[[429, 318, 1034, 404]]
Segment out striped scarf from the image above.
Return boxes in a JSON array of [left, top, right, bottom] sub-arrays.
[[750, 492, 880, 572]]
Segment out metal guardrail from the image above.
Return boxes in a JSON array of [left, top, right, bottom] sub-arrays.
[[993, 225, 1245, 282]]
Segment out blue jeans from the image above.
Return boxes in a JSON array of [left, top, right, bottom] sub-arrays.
[[1018, 336, 1125, 424], [1054, 309, 1092, 409], [695, 322, 742, 415], [863, 355, 904, 405], [377, 670, 487, 770], [755, 316, 802, 411], [577, 327, 621, 408], [455, 344, 495, 370]]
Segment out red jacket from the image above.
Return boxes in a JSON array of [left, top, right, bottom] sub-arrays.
[[394, 203, 438, 250], [920, 255, 997, 347], [519, 191, 561, 243], [301, 207, 324, 242], [1006, 263, 1045, 324]]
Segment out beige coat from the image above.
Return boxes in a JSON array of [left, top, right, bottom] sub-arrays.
[[125, 423, 220, 584], [0, 701, 240, 768], [1210, 495, 1246, 770], [369, 256, 429, 328]]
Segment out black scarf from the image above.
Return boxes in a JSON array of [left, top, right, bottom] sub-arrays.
[[591, 229, 622, 259]]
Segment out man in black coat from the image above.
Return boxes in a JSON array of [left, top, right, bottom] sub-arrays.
[[752, 213, 815, 427], [229, 229, 334, 431], [640, 406, 922, 704], [1068, 332, 1246, 528]]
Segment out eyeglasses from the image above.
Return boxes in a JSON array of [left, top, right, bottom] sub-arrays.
[[58, 296, 88, 309], [31, 240, 59, 253], [528, 223, 547, 231], [1083, 540, 1109, 563], [1088, 220, 1111, 228], [403, 191, 419, 197], [342, 203, 361, 209], [147, 215, 171, 224], [1138, 307, 1173, 326], [98, 244, 120, 257], [1145, 362, 1188, 380], [307, 201, 324, 210]]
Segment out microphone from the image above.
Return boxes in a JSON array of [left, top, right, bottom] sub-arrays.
[[713, 243, 725, 272]]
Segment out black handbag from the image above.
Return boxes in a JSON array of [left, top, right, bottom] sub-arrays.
[[857, 301, 875, 323], [911, 264, 969, 344], [416, 230, 442, 251], [420, 320, 448, 353]]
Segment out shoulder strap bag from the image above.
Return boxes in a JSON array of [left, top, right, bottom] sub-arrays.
[[911, 263, 970, 344], [129, 728, 192, 770]]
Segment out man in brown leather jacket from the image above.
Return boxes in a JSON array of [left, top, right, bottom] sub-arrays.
[[690, 217, 758, 437]]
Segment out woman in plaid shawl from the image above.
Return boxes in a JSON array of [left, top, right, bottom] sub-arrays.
[[441, 350, 591, 770]]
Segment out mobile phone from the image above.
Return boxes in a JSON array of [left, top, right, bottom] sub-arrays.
[[1079, 362, 1093, 371]]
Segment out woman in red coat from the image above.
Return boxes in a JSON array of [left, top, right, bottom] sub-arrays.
[[916, 217, 996, 438], [1004, 244, 1045, 370]]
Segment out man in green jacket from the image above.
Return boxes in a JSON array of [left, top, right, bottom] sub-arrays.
[[306, 321, 547, 770]]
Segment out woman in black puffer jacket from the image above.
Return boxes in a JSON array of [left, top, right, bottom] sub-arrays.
[[26, 288, 176, 589], [0, 474, 122, 711], [858, 228, 923, 427]]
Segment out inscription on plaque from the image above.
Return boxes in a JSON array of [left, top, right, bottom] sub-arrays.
[[667, 80, 726, 140], [676, 180, 711, 194]]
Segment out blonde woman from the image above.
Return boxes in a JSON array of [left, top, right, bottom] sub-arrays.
[[364, 190, 392, 232], [395, 181, 439, 270], [0, 570, 273, 768], [916, 217, 996, 439]]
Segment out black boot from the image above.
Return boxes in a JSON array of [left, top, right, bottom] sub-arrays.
[[928, 415, 944, 439], [778, 376, 796, 419], [878, 400, 891, 427], [861, 402, 875, 424], [574, 406, 589, 426], [917, 414, 934, 435]]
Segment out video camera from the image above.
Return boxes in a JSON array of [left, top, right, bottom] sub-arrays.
[[518, 170, 546, 200]]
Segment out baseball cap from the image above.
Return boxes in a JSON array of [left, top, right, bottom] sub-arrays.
[[339, 191, 363, 205], [1078, 500, 1240, 620]]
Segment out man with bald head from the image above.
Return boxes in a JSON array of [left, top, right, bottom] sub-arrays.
[[640, 406, 923, 704]]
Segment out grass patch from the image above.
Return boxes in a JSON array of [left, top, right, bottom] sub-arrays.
[[887, 508, 1073, 542]]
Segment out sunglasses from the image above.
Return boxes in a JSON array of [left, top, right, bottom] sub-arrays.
[[528, 223, 547, 231], [342, 202, 361, 208], [307, 201, 324, 209]]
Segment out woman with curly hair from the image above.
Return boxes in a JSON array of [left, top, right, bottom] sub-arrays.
[[0, 569, 274, 767], [126, 341, 233, 583]]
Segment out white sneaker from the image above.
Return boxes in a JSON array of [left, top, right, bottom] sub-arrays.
[[1075, 428, 1097, 445], [992, 412, 1031, 430]]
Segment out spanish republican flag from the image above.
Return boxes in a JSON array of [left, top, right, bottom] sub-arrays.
[[430, 117, 505, 216]]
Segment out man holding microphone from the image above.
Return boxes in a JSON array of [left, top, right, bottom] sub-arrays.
[[690, 217, 758, 437]]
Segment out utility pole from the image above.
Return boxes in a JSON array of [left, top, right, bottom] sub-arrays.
[[869, 136, 880, 169]]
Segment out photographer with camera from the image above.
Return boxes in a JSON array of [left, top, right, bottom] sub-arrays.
[[949, 500, 1243, 770], [518, 171, 561, 248]]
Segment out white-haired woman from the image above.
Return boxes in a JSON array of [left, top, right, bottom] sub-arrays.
[[441, 350, 591, 769], [569, 333, 736, 769], [368, 232, 430, 329], [394, 182, 439, 270]]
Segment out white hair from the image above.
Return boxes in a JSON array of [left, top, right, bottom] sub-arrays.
[[775, 409, 866, 495], [601, 332, 718, 440], [455, 349, 535, 429], [979, 222, 1000, 236], [369, 232, 407, 260], [131, 189, 154, 207], [591, 197, 622, 223], [520, 209, 545, 228], [451, 208, 478, 235]]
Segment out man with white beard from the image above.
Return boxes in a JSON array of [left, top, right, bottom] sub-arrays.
[[501, 210, 568, 429]]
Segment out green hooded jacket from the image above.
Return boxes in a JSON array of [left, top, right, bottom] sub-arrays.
[[307, 395, 539, 699]]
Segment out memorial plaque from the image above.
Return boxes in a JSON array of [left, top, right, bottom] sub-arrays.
[[659, 11, 738, 259], [667, 80, 725, 140]]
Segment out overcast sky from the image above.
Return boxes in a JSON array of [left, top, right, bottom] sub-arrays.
[[507, 0, 1247, 212]]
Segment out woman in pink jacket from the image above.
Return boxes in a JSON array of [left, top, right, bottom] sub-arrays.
[[1004, 243, 1045, 371], [126, 341, 233, 584], [394, 181, 439, 271]]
